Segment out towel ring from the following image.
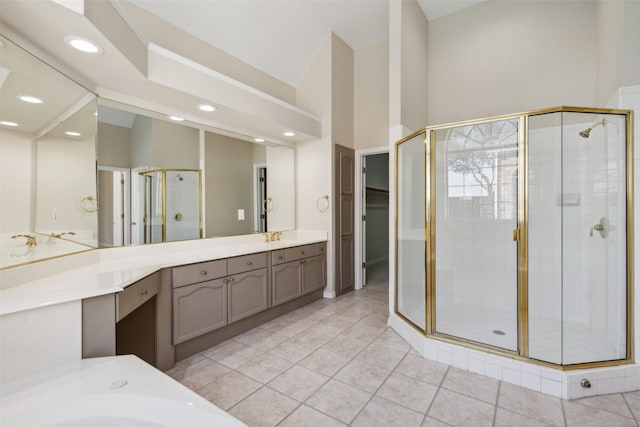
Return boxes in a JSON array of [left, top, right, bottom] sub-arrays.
[[316, 195, 330, 213], [80, 195, 98, 213], [263, 197, 274, 213]]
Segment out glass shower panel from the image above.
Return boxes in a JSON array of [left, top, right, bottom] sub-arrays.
[[434, 119, 519, 351], [165, 170, 201, 242], [396, 132, 426, 330], [561, 112, 627, 364], [528, 112, 563, 364]]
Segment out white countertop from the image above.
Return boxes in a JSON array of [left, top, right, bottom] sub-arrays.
[[0, 355, 247, 427], [0, 230, 327, 316]]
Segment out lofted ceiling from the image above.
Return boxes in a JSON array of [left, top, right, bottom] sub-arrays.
[[130, 0, 485, 87], [0, 0, 484, 145]]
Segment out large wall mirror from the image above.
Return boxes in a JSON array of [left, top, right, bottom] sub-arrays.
[[0, 35, 98, 269], [96, 101, 295, 248], [1, 35, 296, 270]]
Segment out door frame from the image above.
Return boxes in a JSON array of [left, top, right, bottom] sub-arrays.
[[252, 163, 267, 232], [354, 146, 389, 290], [97, 165, 131, 246]]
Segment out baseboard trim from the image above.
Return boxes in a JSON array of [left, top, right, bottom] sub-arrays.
[[323, 290, 336, 299]]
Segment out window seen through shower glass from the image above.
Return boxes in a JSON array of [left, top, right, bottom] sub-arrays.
[[396, 132, 426, 330], [434, 119, 519, 351]]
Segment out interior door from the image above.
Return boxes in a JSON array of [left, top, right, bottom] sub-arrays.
[[334, 144, 355, 295]]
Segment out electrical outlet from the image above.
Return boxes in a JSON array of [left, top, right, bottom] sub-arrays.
[[237, 209, 245, 220]]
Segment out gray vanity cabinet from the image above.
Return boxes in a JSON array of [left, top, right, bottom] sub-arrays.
[[302, 255, 326, 294], [228, 269, 269, 323], [172, 279, 227, 345], [272, 261, 303, 306], [272, 243, 326, 306], [172, 260, 228, 345], [227, 252, 269, 323]]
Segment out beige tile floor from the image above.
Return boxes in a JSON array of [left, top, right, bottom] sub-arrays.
[[166, 263, 640, 426]]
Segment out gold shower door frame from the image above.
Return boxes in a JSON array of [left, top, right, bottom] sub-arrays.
[[139, 168, 203, 243], [394, 106, 634, 370]]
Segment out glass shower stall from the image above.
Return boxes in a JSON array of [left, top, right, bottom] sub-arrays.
[[395, 107, 633, 368], [139, 169, 202, 244]]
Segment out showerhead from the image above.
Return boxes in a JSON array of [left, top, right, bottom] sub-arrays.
[[579, 128, 592, 138], [579, 119, 606, 139]]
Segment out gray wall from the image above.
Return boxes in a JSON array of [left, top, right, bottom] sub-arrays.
[[97, 122, 132, 168], [204, 132, 255, 237], [131, 115, 152, 168], [152, 119, 199, 169]]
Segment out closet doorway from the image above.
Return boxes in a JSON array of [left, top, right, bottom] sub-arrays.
[[359, 152, 389, 290]]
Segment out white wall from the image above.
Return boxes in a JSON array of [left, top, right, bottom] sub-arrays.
[[34, 135, 97, 238], [400, 0, 428, 131], [427, 1, 597, 125], [354, 40, 389, 151], [331, 33, 354, 149], [266, 145, 295, 231], [296, 35, 335, 294], [0, 130, 34, 233]]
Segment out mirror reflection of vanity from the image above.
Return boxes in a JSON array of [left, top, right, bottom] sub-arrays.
[[96, 101, 295, 248], [0, 34, 296, 269]]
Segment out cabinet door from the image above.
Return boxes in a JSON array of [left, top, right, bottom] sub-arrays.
[[272, 261, 302, 306], [302, 255, 326, 294], [173, 279, 227, 345], [228, 268, 269, 323]]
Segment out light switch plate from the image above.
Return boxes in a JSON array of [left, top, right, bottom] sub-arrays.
[[237, 209, 245, 220]]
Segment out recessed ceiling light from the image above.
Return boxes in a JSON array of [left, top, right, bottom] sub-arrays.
[[65, 131, 81, 136], [168, 115, 184, 122], [283, 131, 296, 137], [17, 95, 44, 104], [254, 138, 265, 143], [0, 121, 19, 127], [198, 104, 216, 112], [64, 36, 103, 54]]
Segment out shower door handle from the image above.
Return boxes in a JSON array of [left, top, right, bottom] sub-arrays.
[[589, 217, 614, 238]]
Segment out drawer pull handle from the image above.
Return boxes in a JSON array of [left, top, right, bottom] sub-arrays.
[[301, 251, 305, 255], [246, 261, 252, 266], [229, 277, 235, 283], [300, 260, 307, 265], [140, 289, 149, 296], [200, 270, 208, 275], [279, 255, 283, 260]]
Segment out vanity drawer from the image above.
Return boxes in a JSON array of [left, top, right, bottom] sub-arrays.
[[228, 252, 267, 275], [117, 274, 160, 322], [272, 250, 286, 265], [284, 244, 316, 262], [172, 259, 227, 288]]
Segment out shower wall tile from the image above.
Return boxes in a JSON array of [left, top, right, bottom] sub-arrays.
[[541, 378, 562, 398], [502, 367, 520, 386], [452, 348, 468, 370], [468, 357, 484, 375], [521, 373, 541, 392]]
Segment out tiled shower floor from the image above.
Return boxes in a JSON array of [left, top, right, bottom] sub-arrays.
[[166, 284, 640, 426]]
